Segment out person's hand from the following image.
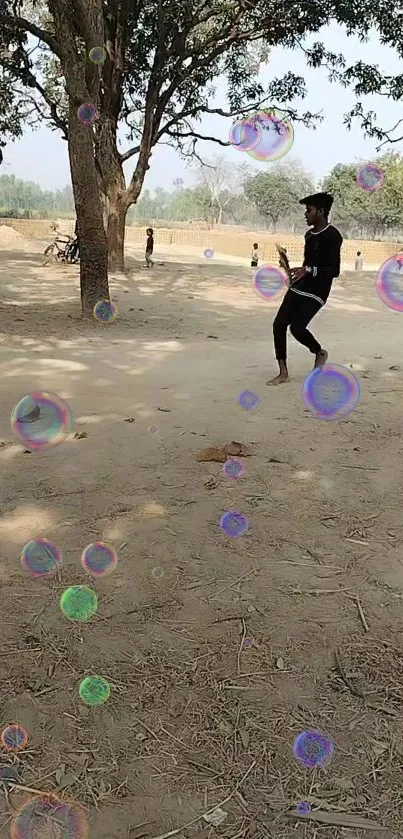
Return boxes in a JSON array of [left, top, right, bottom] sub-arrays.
[[290, 266, 307, 282]]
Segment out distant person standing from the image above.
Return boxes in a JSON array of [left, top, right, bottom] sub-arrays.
[[251, 242, 259, 268], [145, 227, 154, 268], [355, 251, 363, 271]]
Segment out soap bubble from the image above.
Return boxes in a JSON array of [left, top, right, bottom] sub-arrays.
[[302, 364, 360, 421], [152, 566, 164, 579], [1, 724, 28, 752], [79, 675, 111, 706], [11, 793, 87, 839], [81, 541, 118, 578], [247, 109, 294, 162], [20, 538, 62, 579], [293, 729, 334, 768], [204, 248, 214, 259], [238, 390, 260, 410], [60, 585, 98, 621], [253, 264, 287, 301], [93, 299, 118, 323], [357, 163, 384, 192], [375, 253, 403, 311], [223, 458, 244, 479], [229, 119, 262, 152], [296, 801, 311, 816], [89, 45, 107, 65], [11, 391, 72, 451], [220, 511, 248, 537], [77, 102, 99, 126]]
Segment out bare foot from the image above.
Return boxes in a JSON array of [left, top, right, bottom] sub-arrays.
[[265, 373, 290, 385], [314, 349, 328, 369]]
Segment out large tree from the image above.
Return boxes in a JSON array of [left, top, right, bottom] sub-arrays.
[[1, 0, 403, 312]]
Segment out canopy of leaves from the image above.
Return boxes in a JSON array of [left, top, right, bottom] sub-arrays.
[[244, 159, 315, 228], [322, 152, 403, 237]]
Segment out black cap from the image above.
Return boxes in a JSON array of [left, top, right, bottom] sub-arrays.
[[299, 192, 334, 213]]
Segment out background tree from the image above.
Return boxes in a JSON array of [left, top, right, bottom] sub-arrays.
[[244, 159, 314, 230], [322, 153, 403, 239]]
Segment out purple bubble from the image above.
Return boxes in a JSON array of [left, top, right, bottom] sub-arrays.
[[296, 801, 311, 816], [223, 458, 244, 480], [253, 264, 287, 301], [81, 541, 117, 578], [220, 511, 248, 538], [302, 364, 360, 421], [77, 102, 98, 126], [238, 390, 260, 410], [229, 119, 262, 152], [204, 248, 214, 259], [293, 730, 334, 768], [357, 163, 384, 192], [375, 253, 403, 311]]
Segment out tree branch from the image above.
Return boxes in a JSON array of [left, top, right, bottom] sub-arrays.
[[0, 14, 64, 61], [165, 127, 230, 146]]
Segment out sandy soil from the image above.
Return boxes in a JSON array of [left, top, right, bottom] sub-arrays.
[[0, 233, 403, 839]]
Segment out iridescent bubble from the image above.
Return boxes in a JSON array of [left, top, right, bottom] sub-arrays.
[[77, 102, 98, 126], [10, 793, 88, 839], [79, 675, 111, 706], [253, 264, 287, 301], [243, 638, 253, 648], [11, 391, 72, 452], [20, 538, 63, 579], [148, 424, 159, 434], [296, 801, 311, 816], [1, 724, 28, 752], [247, 109, 294, 162], [89, 45, 107, 65], [220, 511, 248, 538], [152, 566, 164, 579], [293, 729, 334, 768], [60, 585, 98, 621], [229, 119, 262, 152], [93, 299, 118, 323], [204, 248, 214, 259], [238, 390, 260, 410], [375, 253, 403, 311], [302, 364, 360, 421], [81, 541, 117, 578], [357, 163, 384, 192], [223, 458, 244, 479]]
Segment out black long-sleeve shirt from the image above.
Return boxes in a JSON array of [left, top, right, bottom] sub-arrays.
[[291, 224, 343, 306]]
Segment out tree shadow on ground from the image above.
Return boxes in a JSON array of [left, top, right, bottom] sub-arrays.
[[0, 247, 403, 839]]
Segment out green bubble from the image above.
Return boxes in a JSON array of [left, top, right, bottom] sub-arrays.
[[60, 585, 98, 621], [79, 675, 111, 706]]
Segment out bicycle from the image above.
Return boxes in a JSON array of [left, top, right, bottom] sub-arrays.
[[42, 233, 79, 266]]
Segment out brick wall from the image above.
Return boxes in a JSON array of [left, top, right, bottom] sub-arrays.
[[1, 217, 402, 269]]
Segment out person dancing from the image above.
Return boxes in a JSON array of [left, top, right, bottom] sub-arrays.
[[267, 192, 343, 385]]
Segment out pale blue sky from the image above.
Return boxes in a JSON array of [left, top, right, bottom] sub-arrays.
[[3, 22, 402, 192]]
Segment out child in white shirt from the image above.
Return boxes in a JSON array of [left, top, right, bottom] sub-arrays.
[[251, 242, 259, 268]]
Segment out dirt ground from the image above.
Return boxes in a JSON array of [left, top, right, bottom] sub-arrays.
[[1, 231, 403, 839]]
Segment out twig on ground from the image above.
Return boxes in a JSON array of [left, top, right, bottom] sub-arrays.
[[148, 760, 257, 839], [95, 600, 177, 622], [355, 594, 370, 632], [209, 570, 256, 600], [237, 618, 247, 675]]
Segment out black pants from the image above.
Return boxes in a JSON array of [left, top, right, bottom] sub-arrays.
[[273, 289, 322, 362]]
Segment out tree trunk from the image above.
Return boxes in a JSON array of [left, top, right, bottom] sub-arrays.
[[68, 104, 109, 316], [107, 192, 127, 272]]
